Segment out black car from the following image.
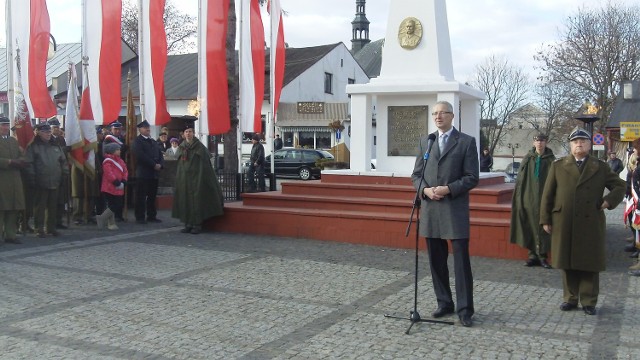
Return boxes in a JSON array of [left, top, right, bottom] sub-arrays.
[[264, 148, 334, 180]]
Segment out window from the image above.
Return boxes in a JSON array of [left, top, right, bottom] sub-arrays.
[[324, 72, 333, 94], [348, 78, 355, 98]]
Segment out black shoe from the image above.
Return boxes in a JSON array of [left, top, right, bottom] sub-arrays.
[[583, 306, 596, 315], [524, 259, 541, 267], [73, 220, 84, 225], [146, 218, 162, 223], [46, 231, 61, 237], [136, 219, 147, 224], [36, 231, 46, 238], [56, 224, 68, 229], [625, 244, 637, 252], [190, 228, 201, 234], [630, 251, 639, 258], [560, 302, 578, 311], [180, 227, 192, 233], [459, 315, 473, 327], [540, 260, 552, 269], [5, 238, 22, 244], [432, 307, 455, 318]]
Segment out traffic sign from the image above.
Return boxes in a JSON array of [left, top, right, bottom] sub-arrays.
[[336, 129, 341, 140], [592, 132, 605, 145]]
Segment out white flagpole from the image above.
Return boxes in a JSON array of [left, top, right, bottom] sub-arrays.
[[237, 0, 245, 175], [137, 0, 146, 125], [269, 0, 276, 175], [6, 0, 15, 126], [196, 0, 203, 142]]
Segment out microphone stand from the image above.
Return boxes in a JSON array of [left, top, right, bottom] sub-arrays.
[[384, 136, 454, 334]]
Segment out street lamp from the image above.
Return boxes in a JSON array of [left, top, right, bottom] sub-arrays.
[[575, 100, 600, 155], [507, 143, 519, 175]]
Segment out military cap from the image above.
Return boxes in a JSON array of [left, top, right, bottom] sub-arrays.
[[568, 127, 591, 141], [47, 118, 61, 126], [136, 120, 150, 128], [36, 123, 52, 131], [110, 121, 123, 128], [184, 121, 195, 130], [533, 133, 548, 141]]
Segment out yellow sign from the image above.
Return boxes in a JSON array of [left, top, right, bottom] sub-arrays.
[[621, 122, 640, 141]]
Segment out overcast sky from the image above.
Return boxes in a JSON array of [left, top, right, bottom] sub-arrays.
[[0, 0, 623, 82]]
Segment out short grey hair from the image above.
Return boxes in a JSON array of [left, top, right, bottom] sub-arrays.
[[434, 101, 453, 113]]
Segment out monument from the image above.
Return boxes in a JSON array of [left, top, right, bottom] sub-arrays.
[[347, 0, 485, 174]]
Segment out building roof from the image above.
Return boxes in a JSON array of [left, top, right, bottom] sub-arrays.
[[607, 81, 640, 128], [353, 38, 384, 78], [120, 52, 198, 99], [0, 43, 82, 92]]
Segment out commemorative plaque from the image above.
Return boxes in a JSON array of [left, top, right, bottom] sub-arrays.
[[387, 106, 428, 156]]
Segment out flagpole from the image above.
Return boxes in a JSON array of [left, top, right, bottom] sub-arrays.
[[6, 0, 15, 126], [137, 0, 146, 124], [269, 0, 276, 175], [237, 0, 245, 175]]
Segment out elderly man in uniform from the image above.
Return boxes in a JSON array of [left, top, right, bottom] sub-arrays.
[[541, 127, 625, 315], [48, 118, 70, 229], [0, 116, 26, 245], [133, 120, 164, 224]]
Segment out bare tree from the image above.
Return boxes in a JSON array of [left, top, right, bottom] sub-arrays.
[[121, 0, 197, 55], [472, 55, 530, 154], [535, 2, 640, 131], [223, 0, 239, 173]]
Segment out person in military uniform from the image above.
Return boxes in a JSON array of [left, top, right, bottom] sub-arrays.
[[0, 116, 26, 245], [510, 133, 555, 269], [48, 118, 70, 229], [25, 124, 69, 237], [540, 127, 626, 315], [172, 122, 224, 234], [133, 120, 164, 224]]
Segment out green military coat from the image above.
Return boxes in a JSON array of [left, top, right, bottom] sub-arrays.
[[510, 147, 554, 254], [171, 138, 224, 226], [0, 136, 26, 211], [540, 155, 625, 272]]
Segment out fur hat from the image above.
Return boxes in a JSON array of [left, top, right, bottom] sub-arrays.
[[103, 142, 121, 155]]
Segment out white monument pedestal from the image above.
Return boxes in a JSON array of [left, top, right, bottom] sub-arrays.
[[347, 0, 484, 174]]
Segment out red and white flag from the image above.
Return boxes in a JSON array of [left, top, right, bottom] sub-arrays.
[[239, 0, 265, 133], [65, 65, 86, 170], [82, 0, 122, 125], [78, 87, 98, 177], [140, 0, 171, 126], [198, 0, 231, 135], [268, 0, 285, 123], [9, 0, 56, 119]]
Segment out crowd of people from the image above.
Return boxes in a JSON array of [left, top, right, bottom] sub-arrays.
[[0, 116, 224, 245]]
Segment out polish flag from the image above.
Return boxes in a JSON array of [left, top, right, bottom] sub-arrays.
[[78, 87, 98, 177], [239, 0, 265, 133], [268, 0, 285, 123], [83, 0, 122, 125], [9, 0, 56, 119], [198, 0, 231, 135], [140, 0, 171, 126], [65, 65, 86, 170]]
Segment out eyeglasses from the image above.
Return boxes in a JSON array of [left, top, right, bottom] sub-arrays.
[[431, 111, 452, 116]]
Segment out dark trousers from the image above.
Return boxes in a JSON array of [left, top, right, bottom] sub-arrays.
[[33, 187, 59, 233], [562, 269, 599, 307], [135, 178, 158, 221], [426, 237, 474, 317], [248, 164, 265, 191], [104, 193, 124, 217]]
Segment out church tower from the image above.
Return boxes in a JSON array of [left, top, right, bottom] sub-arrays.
[[351, 0, 371, 53]]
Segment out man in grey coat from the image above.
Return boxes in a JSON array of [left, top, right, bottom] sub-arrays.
[[411, 101, 479, 327]]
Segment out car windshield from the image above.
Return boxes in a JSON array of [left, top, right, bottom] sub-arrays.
[[318, 150, 334, 159]]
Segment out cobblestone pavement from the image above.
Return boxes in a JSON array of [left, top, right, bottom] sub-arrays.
[[1, 206, 639, 359]]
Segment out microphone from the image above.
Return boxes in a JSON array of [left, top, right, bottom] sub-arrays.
[[424, 133, 437, 160]]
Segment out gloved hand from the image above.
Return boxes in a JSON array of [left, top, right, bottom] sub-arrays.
[[115, 183, 125, 190], [112, 180, 122, 186]]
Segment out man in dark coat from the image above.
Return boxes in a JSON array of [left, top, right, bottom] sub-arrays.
[[541, 127, 625, 315], [607, 151, 623, 175], [49, 118, 70, 229], [0, 116, 26, 244], [274, 134, 283, 150], [25, 124, 69, 237], [510, 133, 555, 269], [172, 124, 223, 234], [133, 120, 164, 224], [247, 133, 265, 192], [411, 101, 479, 327], [480, 148, 493, 172]]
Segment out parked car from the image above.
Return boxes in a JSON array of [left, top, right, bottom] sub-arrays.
[[504, 162, 521, 183], [263, 148, 335, 180]]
